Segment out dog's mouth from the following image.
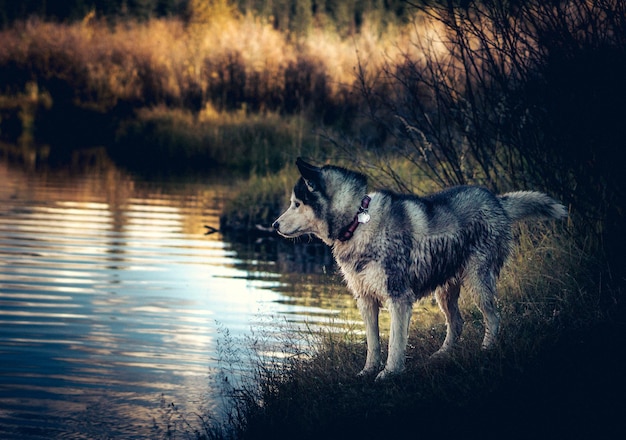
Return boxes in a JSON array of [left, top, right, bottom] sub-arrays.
[[273, 221, 308, 238], [276, 228, 303, 238]]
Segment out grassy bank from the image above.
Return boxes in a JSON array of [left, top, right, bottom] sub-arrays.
[[219, 167, 298, 233], [111, 106, 323, 175], [166, 225, 623, 439]]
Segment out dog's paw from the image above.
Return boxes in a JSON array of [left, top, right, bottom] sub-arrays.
[[375, 369, 390, 381], [429, 348, 451, 361], [374, 368, 401, 381], [356, 367, 379, 378]]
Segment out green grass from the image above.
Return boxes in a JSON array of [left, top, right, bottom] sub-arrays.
[[109, 105, 323, 175], [219, 167, 298, 233]]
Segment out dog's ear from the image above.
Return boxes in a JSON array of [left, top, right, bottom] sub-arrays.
[[296, 157, 321, 192]]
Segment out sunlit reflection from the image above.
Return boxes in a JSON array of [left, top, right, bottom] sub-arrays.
[[1, 310, 90, 319]]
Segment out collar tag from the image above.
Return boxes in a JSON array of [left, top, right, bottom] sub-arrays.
[[357, 211, 370, 224], [357, 196, 371, 224], [338, 195, 372, 242]]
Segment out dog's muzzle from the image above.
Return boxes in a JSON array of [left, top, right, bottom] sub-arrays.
[[272, 221, 297, 238]]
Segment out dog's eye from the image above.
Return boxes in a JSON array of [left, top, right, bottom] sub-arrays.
[[294, 202, 301, 208]]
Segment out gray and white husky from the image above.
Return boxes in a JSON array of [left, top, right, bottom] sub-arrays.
[[273, 158, 567, 380]]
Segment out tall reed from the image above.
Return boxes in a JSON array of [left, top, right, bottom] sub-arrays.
[[0, 14, 417, 118]]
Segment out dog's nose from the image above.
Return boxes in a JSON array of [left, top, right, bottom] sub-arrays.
[[272, 221, 279, 231]]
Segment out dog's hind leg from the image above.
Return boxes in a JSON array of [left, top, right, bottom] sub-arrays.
[[432, 279, 464, 358], [467, 265, 500, 350], [377, 298, 412, 380], [356, 296, 382, 376]]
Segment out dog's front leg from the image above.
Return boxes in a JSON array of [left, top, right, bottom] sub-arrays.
[[377, 298, 412, 380], [356, 295, 381, 376]]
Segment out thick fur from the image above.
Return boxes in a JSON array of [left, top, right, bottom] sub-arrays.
[[273, 158, 567, 380]]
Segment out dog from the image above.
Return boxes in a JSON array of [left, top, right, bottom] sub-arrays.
[[273, 158, 567, 380]]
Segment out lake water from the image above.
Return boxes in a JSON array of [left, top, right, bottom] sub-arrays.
[[0, 156, 360, 439]]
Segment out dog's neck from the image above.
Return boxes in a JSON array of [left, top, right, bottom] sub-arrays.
[[337, 196, 371, 242]]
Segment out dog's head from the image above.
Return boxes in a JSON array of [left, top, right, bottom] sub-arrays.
[[272, 158, 367, 244]]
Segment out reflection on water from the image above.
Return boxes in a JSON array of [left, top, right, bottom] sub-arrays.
[[0, 157, 356, 439]]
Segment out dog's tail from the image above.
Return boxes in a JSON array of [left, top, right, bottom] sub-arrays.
[[498, 191, 567, 222]]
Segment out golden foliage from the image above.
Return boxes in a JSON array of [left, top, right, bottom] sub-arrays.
[[0, 12, 431, 114], [187, 0, 239, 26]]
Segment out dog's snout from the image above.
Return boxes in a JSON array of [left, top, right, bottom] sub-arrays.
[[272, 221, 279, 231]]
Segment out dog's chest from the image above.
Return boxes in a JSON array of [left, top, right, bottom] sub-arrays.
[[333, 242, 389, 299]]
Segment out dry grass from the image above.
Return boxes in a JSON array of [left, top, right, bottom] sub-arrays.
[[0, 14, 419, 114]]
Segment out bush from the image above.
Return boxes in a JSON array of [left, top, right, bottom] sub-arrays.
[[343, 0, 625, 286]]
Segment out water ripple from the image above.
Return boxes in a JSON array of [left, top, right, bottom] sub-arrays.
[[0, 161, 354, 439]]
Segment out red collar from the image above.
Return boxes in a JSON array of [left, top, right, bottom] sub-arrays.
[[338, 196, 371, 242]]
